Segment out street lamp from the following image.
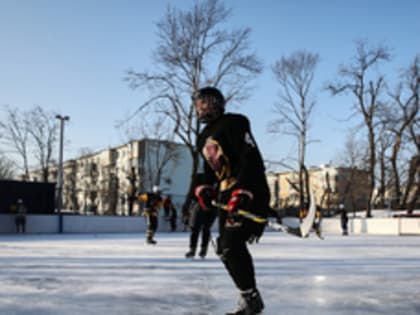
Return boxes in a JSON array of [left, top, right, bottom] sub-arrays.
[[56, 114, 70, 233]]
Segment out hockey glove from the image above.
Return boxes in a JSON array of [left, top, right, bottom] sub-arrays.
[[194, 185, 217, 210], [247, 221, 266, 244], [226, 189, 253, 223], [227, 189, 253, 212]]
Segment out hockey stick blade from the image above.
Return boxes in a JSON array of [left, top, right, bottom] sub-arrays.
[[298, 190, 316, 238], [266, 190, 316, 237], [267, 221, 302, 237], [211, 191, 316, 238]]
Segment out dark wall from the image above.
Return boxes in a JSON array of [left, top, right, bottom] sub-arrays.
[[0, 180, 56, 214]]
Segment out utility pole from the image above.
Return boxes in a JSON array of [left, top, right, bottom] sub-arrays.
[[56, 114, 70, 233]]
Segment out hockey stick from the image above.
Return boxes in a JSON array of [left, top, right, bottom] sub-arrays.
[[211, 191, 316, 238], [210, 202, 268, 224]]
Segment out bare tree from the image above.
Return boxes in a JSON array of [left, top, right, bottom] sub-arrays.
[[390, 56, 420, 209], [403, 56, 420, 213], [408, 117, 420, 153], [374, 128, 393, 208], [139, 115, 181, 190], [0, 152, 15, 179], [319, 171, 333, 215], [336, 133, 370, 215], [78, 147, 94, 157], [406, 154, 420, 213], [123, 0, 262, 196], [26, 106, 58, 182], [120, 113, 181, 214], [374, 55, 420, 210], [0, 105, 30, 179], [269, 50, 319, 211], [327, 40, 391, 217], [337, 132, 368, 170], [407, 108, 420, 197], [0, 105, 59, 182]]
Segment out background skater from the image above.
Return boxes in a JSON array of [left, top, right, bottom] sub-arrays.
[[185, 173, 217, 259], [15, 198, 27, 233], [139, 185, 162, 244]]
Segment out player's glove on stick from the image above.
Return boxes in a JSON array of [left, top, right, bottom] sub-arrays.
[[226, 189, 253, 223], [247, 222, 266, 244], [194, 185, 217, 210]]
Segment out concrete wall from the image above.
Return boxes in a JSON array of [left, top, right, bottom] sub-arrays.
[[1, 214, 420, 235]]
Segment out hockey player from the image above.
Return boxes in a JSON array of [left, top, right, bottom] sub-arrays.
[[193, 86, 269, 315], [139, 186, 162, 244], [15, 198, 27, 233], [340, 206, 349, 236], [162, 194, 178, 231], [162, 194, 173, 220], [185, 173, 217, 259]]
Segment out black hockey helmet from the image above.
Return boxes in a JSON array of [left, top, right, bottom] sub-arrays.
[[192, 86, 225, 123]]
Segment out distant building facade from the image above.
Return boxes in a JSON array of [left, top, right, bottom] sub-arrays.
[[267, 164, 370, 213], [27, 140, 371, 216], [28, 139, 192, 215]]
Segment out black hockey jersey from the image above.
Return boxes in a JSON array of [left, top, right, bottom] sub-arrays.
[[196, 113, 270, 216]]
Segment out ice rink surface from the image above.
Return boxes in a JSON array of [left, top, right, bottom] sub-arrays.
[[0, 232, 419, 315]]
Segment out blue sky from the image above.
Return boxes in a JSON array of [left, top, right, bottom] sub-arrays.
[[1, 0, 419, 170]]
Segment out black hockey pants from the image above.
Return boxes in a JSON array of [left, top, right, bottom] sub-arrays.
[[189, 202, 216, 251], [218, 212, 258, 291]]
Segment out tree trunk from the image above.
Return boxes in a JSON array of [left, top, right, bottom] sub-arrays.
[[366, 126, 376, 217], [378, 153, 386, 209]]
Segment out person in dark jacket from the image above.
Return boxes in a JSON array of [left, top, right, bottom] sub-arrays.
[[169, 205, 178, 232], [15, 198, 27, 233], [193, 86, 269, 315], [162, 194, 173, 220], [340, 205, 349, 236], [185, 173, 217, 259]]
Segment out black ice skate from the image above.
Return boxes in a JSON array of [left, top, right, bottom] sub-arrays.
[[226, 288, 264, 315], [185, 248, 196, 258], [146, 238, 157, 245], [198, 247, 207, 259]]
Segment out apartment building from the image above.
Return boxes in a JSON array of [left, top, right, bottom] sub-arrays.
[[267, 164, 370, 213], [28, 139, 192, 215]]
